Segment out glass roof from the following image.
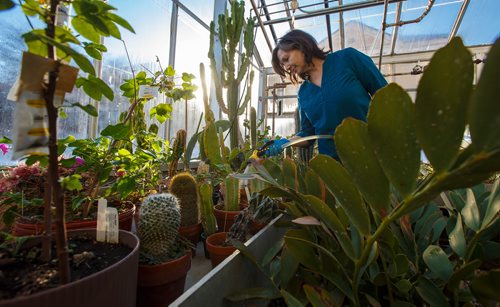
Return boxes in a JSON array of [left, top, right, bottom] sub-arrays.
[[249, 0, 500, 67]]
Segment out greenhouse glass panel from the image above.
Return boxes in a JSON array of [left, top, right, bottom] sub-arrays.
[[170, 8, 211, 156], [179, 0, 215, 26], [457, 0, 500, 46], [342, 4, 397, 56], [395, 0, 461, 54]]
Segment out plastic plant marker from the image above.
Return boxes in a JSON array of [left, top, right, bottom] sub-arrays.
[[106, 207, 119, 243], [96, 198, 107, 242]]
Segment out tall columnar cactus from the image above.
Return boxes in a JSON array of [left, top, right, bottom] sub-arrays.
[[209, 0, 255, 149], [200, 63, 222, 164], [199, 183, 217, 235], [250, 106, 257, 149], [169, 129, 186, 176], [169, 172, 200, 227], [138, 193, 181, 262], [224, 175, 240, 211]]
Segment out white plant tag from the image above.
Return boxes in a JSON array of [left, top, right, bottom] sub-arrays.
[[96, 198, 107, 242], [105, 207, 119, 244], [138, 85, 159, 99]]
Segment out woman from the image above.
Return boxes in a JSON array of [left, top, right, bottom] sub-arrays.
[[266, 29, 387, 160]]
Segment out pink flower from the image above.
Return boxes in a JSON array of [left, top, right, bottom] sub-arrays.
[[0, 143, 9, 155]]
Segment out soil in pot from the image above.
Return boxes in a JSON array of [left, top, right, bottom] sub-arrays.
[[0, 234, 133, 300]]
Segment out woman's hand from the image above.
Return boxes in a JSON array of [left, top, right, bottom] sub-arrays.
[[265, 138, 289, 156]]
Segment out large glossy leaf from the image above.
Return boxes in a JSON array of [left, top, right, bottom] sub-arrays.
[[423, 245, 453, 281], [282, 158, 298, 190], [367, 83, 420, 197], [281, 290, 305, 307], [461, 189, 480, 232], [263, 159, 283, 185], [225, 287, 280, 302], [0, 0, 14, 10], [415, 276, 449, 307], [305, 170, 325, 201], [310, 155, 370, 235], [303, 195, 356, 260], [303, 285, 334, 307], [72, 16, 100, 43], [481, 179, 499, 229], [415, 37, 473, 172], [279, 246, 299, 286], [101, 123, 129, 140], [469, 38, 500, 152], [449, 214, 466, 258], [335, 119, 390, 215]]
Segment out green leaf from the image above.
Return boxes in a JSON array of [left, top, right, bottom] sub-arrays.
[[0, 136, 12, 144], [279, 246, 299, 286], [60, 174, 83, 191], [415, 37, 473, 172], [423, 245, 453, 281], [107, 12, 135, 33], [25, 155, 48, 166], [335, 119, 390, 215], [309, 155, 370, 235], [461, 188, 480, 232], [481, 178, 500, 229], [117, 177, 135, 197], [89, 75, 114, 101], [449, 214, 466, 258], [101, 123, 130, 140], [72, 16, 100, 43], [152, 103, 173, 124], [165, 65, 175, 77], [282, 158, 297, 190], [71, 102, 98, 117], [303, 195, 355, 260], [415, 276, 449, 307], [394, 279, 413, 294], [447, 259, 481, 291], [261, 239, 283, 267], [367, 83, 420, 197], [60, 157, 76, 168], [469, 38, 500, 152], [281, 290, 305, 307], [470, 269, 500, 303], [0, 0, 15, 10], [303, 285, 335, 307], [82, 78, 102, 101], [84, 44, 102, 60]]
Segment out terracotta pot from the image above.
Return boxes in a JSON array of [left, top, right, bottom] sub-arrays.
[[179, 222, 202, 256], [12, 202, 136, 236], [0, 229, 139, 307], [205, 232, 236, 268], [136, 252, 192, 307], [213, 204, 247, 232]]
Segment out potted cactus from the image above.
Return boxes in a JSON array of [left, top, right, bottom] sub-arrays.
[[213, 175, 247, 231], [136, 193, 192, 307], [169, 171, 202, 253]]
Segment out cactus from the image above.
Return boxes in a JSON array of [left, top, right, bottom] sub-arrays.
[[169, 129, 186, 176], [209, 0, 255, 149], [223, 175, 240, 211], [169, 172, 200, 227], [200, 63, 222, 164], [199, 183, 217, 235], [250, 107, 257, 149], [138, 193, 186, 263]]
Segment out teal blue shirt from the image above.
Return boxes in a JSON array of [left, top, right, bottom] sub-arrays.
[[296, 48, 387, 159]]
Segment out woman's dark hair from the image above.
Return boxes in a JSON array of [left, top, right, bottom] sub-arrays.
[[272, 29, 329, 84]]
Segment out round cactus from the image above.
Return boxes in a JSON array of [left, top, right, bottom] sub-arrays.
[[138, 193, 181, 262], [169, 172, 200, 227]]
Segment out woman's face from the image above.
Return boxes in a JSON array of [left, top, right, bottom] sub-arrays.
[[277, 48, 307, 75]]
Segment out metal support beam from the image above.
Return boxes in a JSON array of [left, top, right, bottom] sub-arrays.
[[449, 0, 470, 41], [324, 0, 333, 52], [165, 1, 179, 141], [262, 0, 403, 26], [172, 0, 209, 31], [389, 2, 402, 55], [260, 0, 278, 43], [250, 0, 274, 53], [283, 0, 294, 29], [339, 0, 345, 49]]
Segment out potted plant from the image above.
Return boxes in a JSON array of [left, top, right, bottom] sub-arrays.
[[168, 171, 202, 254], [0, 1, 140, 305], [136, 193, 192, 307], [198, 181, 217, 259], [230, 37, 500, 306]]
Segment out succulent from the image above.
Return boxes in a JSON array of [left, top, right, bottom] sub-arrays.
[[223, 175, 240, 211], [169, 172, 200, 227], [169, 129, 186, 176], [199, 183, 217, 235], [137, 193, 187, 264]]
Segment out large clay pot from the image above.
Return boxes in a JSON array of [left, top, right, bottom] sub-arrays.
[[205, 232, 236, 268], [213, 204, 247, 232], [12, 202, 136, 236], [136, 252, 192, 307], [0, 229, 140, 307]]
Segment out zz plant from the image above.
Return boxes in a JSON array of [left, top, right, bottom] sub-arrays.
[[234, 37, 500, 306]]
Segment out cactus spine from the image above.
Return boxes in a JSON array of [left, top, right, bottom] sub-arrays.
[[138, 193, 182, 263], [224, 175, 240, 211], [169, 129, 186, 176], [250, 106, 257, 149], [209, 0, 255, 149], [169, 172, 200, 227], [199, 183, 217, 235]]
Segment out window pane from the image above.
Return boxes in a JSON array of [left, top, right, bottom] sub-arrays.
[[458, 0, 500, 46]]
